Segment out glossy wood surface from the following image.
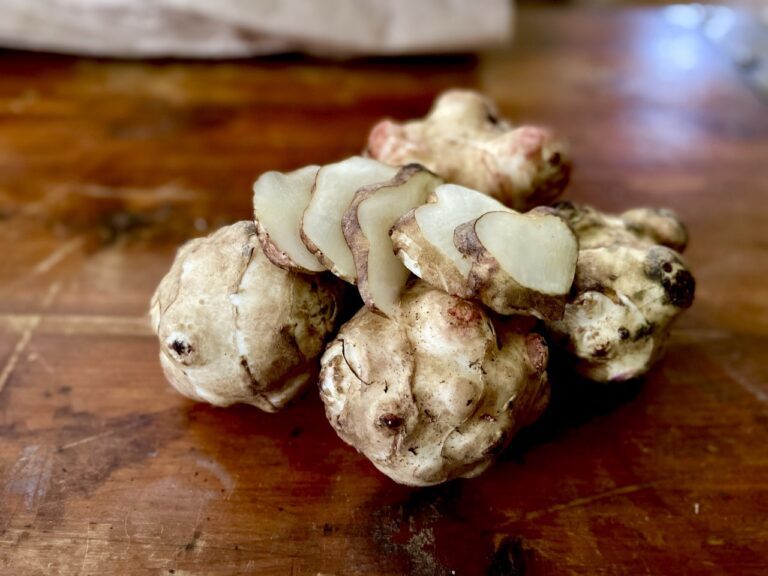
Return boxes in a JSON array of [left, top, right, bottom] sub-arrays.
[[1, 7, 767, 575]]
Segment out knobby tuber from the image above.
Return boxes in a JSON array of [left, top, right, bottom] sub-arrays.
[[548, 202, 695, 382], [319, 281, 549, 486], [367, 89, 571, 210], [150, 221, 342, 412]]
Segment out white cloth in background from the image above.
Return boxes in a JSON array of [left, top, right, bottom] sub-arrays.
[[0, 0, 513, 58]]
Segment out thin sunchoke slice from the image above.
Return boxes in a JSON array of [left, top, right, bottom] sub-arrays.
[[301, 156, 398, 283], [454, 209, 578, 319], [343, 164, 443, 317], [252, 165, 325, 273], [390, 183, 512, 298]]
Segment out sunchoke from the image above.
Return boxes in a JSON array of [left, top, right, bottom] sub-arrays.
[[548, 202, 695, 382], [147, 91, 699, 490], [367, 89, 571, 210], [391, 183, 512, 299], [391, 184, 576, 319], [319, 281, 549, 486], [150, 221, 342, 411]]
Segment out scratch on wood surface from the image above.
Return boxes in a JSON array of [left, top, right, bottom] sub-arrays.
[[195, 457, 234, 495], [192, 499, 204, 540], [0, 320, 36, 394], [671, 327, 732, 343], [226, 474, 239, 500], [73, 182, 199, 202], [511, 481, 658, 522], [80, 535, 91, 573], [28, 346, 55, 374], [29, 237, 84, 278], [59, 429, 117, 451], [4, 445, 53, 511], [0, 283, 60, 394], [719, 361, 768, 406], [124, 508, 131, 540], [174, 497, 207, 557], [3, 445, 53, 530]]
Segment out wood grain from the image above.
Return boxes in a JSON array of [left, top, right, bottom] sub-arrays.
[[2, 7, 768, 575]]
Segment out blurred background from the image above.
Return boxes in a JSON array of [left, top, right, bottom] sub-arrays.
[[1, 1, 766, 59]]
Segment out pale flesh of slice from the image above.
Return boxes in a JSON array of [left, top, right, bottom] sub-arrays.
[[353, 167, 442, 316], [252, 165, 324, 273], [302, 157, 398, 282], [409, 184, 512, 284], [475, 211, 578, 295]]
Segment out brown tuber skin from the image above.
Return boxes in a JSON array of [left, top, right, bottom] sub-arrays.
[[150, 221, 343, 412], [318, 281, 550, 486], [548, 202, 695, 382], [367, 89, 571, 210]]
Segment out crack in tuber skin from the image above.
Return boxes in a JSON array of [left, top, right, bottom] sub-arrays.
[[228, 241, 278, 410], [548, 202, 695, 382], [318, 281, 549, 486], [367, 90, 571, 210], [149, 221, 343, 411]]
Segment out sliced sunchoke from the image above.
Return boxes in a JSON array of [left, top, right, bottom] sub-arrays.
[[150, 222, 342, 411], [342, 164, 443, 317], [390, 183, 512, 298], [319, 281, 549, 486], [454, 209, 578, 319], [367, 89, 571, 210], [252, 165, 325, 273], [548, 203, 695, 382], [301, 156, 398, 283]]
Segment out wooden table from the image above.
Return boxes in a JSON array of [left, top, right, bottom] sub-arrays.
[[1, 7, 767, 575]]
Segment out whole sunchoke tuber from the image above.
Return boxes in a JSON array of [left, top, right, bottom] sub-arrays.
[[319, 281, 549, 486], [150, 221, 343, 411], [367, 89, 571, 210], [548, 202, 695, 382]]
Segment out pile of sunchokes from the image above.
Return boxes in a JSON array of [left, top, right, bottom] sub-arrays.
[[151, 90, 695, 486]]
